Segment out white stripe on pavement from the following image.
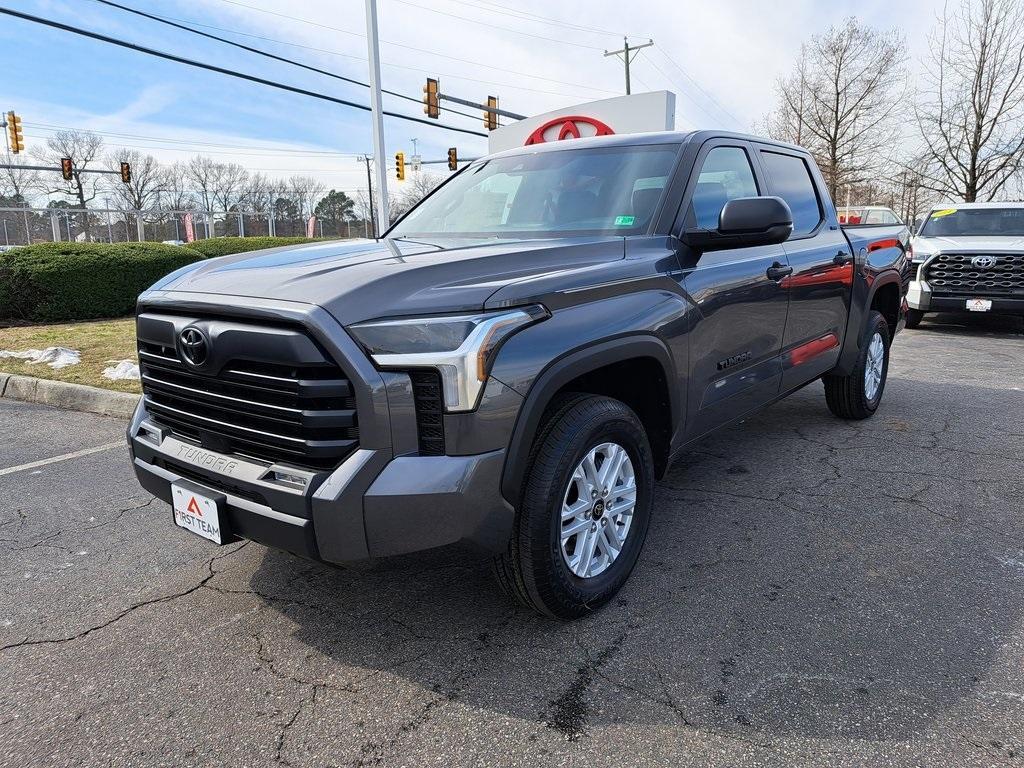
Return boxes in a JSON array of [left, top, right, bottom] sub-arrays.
[[0, 441, 125, 478]]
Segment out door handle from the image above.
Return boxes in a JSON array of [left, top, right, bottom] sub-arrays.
[[766, 262, 793, 281], [833, 251, 853, 266]]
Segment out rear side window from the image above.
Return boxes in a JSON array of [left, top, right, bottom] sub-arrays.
[[865, 209, 899, 225], [688, 146, 759, 230], [759, 151, 822, 236]]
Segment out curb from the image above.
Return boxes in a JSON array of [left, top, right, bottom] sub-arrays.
[[0, 374, 140, 419]]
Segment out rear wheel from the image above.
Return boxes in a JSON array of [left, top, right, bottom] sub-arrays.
[[823, 310, 890, 420], [905, 309, 925, 329], [493, 394, 653, 620]]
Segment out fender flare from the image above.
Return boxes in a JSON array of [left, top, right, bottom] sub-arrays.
[[835, 269, 904, 375], [499, 334, 679, 506]]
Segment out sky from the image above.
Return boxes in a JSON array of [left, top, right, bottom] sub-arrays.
[[4, 0, 943, 203]]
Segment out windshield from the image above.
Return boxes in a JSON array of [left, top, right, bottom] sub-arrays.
[[390, 144, 680, 238], [919, 207, 1024, 237]]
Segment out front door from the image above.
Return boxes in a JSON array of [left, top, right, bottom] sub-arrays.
[[674, 141, 791, 440]]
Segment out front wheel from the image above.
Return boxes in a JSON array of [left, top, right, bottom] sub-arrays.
[[493, 394, 654, 619], [905, 309, 925, 329], [823, 310, 891, 420]]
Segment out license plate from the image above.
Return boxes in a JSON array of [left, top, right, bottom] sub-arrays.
[[171, 483, 225, 544], [966, 298, 992, 312]]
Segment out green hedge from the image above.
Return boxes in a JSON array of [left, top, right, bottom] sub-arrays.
[[0, 242, 204, 322], [185, 236, 321, 259]]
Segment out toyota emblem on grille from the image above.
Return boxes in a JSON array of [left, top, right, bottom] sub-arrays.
[[179, 327, 209, 366], [971, 255, 998, 269]]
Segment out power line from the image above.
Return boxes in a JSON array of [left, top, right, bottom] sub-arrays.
[[99, 11, 605, 99], [0, 6, 489, 138], [92, 0, 481, 123], [389, 0, 605, 51], [454, 0, 652, 39], [207, 0, 615, 95], [26, 121, 360, 155], [85, 9, 595, 98], [655, 48, 745, 128], [642, 54, 731, 127]]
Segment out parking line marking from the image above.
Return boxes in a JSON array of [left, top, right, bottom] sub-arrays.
[[0, 441, 125, 478]]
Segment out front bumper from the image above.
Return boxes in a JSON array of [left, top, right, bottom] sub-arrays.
[[128, 292, 518, 564], [129, 400, 513, 562], [908, 276, 1024, 315]]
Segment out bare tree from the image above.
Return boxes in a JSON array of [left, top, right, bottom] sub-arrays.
[[243, 173, 274, 214], [159, 162, 196, 211], [0, 149, 40, 205], [767, 19, 906, 200], [766, 45, 812, 146], [185, 155, 218, 211], [390, 172, 444, 221], [287, 175, 326, 219], [211, 162, 250, 212], [916, 0, 1024, 202], [104, 150, 163, 212], [32, 129, 104, 209]]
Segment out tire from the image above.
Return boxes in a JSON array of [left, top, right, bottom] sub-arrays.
[[905, 309, 925, 329], [493, 394, 654, 620], [823, 310, 890, 420]]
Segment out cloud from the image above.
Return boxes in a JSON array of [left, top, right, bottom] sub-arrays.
[[13, 0, 942, 201]]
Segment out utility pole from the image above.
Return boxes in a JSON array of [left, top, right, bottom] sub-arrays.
[[603, 36, 654, 95], [364, 0, 389, 236], [357, 154, 377, 238]]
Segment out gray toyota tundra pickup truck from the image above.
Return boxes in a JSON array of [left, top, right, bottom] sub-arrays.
[[128, 131, 909, 619]]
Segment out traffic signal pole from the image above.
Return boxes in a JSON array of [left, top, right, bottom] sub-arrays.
[[364, 0, 389, 236]]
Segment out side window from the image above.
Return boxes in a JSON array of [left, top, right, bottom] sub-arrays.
[[687, 146, 758, 230], [759, 151, 823, 236]]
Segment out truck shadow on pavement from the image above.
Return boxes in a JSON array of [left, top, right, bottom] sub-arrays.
[[240, 367, 1024, 749]]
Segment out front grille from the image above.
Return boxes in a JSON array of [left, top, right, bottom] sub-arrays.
[[925, 253, 1024, 295], [137, 315, 358, 471], [409, 370, 445, 456]]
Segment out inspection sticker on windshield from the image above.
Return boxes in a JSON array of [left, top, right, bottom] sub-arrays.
[[614, 215, 636, 226]]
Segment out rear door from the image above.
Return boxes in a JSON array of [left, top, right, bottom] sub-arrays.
[[674, 139, 791, 440], [756, 147, 853, 391]]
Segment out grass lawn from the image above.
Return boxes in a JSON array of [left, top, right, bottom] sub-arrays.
[[0, 317, 139, 393]]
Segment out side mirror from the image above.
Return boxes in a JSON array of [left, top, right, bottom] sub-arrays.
[[682, 196, 794, 252]]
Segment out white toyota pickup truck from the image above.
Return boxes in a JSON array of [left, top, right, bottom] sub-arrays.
[[907, 202, 1024, 327]]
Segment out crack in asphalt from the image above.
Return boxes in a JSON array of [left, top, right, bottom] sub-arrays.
[[0, 541, 249, 653]]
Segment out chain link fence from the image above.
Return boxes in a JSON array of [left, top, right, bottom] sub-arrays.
[[0, 206, 371, 248]]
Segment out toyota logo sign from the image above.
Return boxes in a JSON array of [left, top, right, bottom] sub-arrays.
[[524, 115, 615, 146], [179, 326, 209, 367], [970, 254, 998, 269]]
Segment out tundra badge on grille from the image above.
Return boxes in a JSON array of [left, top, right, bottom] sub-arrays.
[[971, 255, 998, 269]]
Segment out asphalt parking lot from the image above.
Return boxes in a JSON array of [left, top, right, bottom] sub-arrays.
[[1, 314, 1022, 768]]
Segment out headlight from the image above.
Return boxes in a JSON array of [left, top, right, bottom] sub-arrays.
[[348, 305, 549, 412]]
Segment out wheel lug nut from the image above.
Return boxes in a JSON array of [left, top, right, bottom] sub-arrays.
[[591, 489, 597, 498]]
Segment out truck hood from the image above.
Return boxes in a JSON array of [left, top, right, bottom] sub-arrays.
[[156, 236, 625, 324], [913, 235, 1024, 253]]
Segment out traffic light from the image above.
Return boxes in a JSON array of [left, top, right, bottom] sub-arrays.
[[6, 111, 24, 154], [423, 77, 439, 119], [61, 157, 73, 181], [395, 151, 405, 181], [447, 147, 458, 171], [484, 96, 498, 131], [120, 162, 131, 184]]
